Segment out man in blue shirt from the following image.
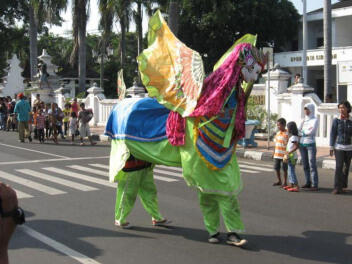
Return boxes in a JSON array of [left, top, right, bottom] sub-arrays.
[[14, 93, 32, 143]]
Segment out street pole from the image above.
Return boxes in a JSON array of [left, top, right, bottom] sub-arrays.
[[267, 54, 271, 150], [324, 0, 332, 102], [302, 0, 308, 84]]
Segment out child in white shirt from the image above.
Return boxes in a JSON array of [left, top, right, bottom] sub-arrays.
[[284, 121, 299, 192], [69, 112, 78, 144]]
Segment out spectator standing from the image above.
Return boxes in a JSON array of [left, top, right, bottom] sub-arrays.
[[32, 106, 38, 139], [48, 103, 58, 144], [78, 103, 96, 146], [36, 108, 46, 143], [283, 122, 300, 192], [6, 97, 15, 131], [0, 98, 7, 131], [69, 111, 78, 144], [14, 93, 32, 143], [272, 118, 289, 187], [63, 103, 71, 136], [44, 103, 51, 139], [33, 94, 42, 109], [71, 98, 79, 116], [329, 101, 352, 194], [299, 103, 319, 191]]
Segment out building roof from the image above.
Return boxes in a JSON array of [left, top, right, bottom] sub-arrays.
[[308, 0, 352, 14]]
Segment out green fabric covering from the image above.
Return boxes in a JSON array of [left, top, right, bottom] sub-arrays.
[[115, 166, 163, 223], [197, 191, 245, 235], [110, 118, 243, 196]]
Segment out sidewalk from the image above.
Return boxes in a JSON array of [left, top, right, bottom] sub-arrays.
[[90, 126, 336, 170]]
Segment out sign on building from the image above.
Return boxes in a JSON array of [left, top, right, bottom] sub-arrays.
[[338, 61, 352, 84]]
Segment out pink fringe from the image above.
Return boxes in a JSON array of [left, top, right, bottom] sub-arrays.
[[166, 43, 251, 146], [166, 111, 185, 146]]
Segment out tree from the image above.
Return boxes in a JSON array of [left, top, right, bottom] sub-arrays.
[[167, 0, 180, 36], [71, 0, 90, 93], [27, 0, 68, 80], [177, 0, 300, 73], [98, 0, 114, 89]]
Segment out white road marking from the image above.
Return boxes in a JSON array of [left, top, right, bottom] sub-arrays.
[[0, 142, 68, 158], [13, 188, 33, 199], [16, 169, 98, 192], [0, 171, 65, 195], [157, 165, 183, 173], [239, 164, 274, 172], [239, 160, 274, 168], [0, 156, 109, 166], [88, 164, 109, 170], [153, 169, 183, 178], [21, 225, 102, 264], [153, 175, 178, 182], [240, 169, 260, 174], [67, 165, 108, 177], [43, 167, 116, 188]]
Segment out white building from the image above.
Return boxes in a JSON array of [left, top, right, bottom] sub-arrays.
[[274, 0, 352, 102]]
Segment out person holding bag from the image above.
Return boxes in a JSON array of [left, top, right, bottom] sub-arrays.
[[330, 100, 352, 194]]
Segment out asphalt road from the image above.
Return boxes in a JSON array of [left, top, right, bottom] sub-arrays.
[[1, 131, 351, 264]]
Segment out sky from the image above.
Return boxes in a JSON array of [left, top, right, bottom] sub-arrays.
[[48, 0, 340, 37]]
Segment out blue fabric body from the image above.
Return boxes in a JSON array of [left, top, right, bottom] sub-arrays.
[[105, 97, 169, 142]]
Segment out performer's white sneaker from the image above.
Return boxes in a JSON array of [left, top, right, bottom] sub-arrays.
[[226, 233, 248, 247], [152, 218, 171, 226], [208, 232, 220, 243], [114, 220, 131, 229]]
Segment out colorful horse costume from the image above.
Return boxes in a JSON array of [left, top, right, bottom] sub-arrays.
[[105, 11, 267, 246]]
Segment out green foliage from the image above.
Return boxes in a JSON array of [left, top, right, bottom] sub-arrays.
[[247, 99, 278, 134], [178, 0, 300, 73], [76, 91, 86, 98]]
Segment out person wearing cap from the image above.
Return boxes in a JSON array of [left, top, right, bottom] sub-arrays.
[[299, 103, 319, 190], [14, 93, 32, 143]]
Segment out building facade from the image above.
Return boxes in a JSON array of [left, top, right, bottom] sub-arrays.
[[274, 1, 352, 102]]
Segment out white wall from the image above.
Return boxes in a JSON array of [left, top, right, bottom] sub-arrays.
[[335, 16, 352, 47]]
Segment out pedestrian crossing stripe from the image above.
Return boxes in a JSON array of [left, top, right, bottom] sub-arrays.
[[67, 165, 108, 177], [16, 169, 98, 192], [88, 164, 109, 170], [42, 167, 116, 188], [0, 171, 66, 195], [4, 160, 271, 200]]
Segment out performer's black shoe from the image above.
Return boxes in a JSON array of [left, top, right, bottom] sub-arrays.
[[208, 232, 220, 243], [226, 232, 247, 247], [152, 218, 171, 226]]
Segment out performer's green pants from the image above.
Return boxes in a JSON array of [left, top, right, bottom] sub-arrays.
[[115, 167, 163, 223], [198, 192, 245, 236]]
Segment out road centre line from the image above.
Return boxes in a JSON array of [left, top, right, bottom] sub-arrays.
[[0, 171, 65, 195], [21, 225, 102, 264], [17, 169, 98, 192], [0, 156, 109, 166], [0, 142, 68, 158]]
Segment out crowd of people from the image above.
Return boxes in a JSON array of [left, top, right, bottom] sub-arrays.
[[272, 101, 352, 195], [0, 93, 96, 146]]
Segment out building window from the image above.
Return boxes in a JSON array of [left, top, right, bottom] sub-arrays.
[[316, 37, 324, 48]]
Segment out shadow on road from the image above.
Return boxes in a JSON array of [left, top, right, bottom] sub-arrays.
[[9, 218, 151, 258], [246, 230, 352, 263]]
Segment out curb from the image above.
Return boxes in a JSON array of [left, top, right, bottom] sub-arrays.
[[94, 133, 336, 171]]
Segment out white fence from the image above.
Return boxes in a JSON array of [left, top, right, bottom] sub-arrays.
[[55, 83, 118, 127]]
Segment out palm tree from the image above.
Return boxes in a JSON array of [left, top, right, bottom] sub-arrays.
[[98, 0, 114, 89], [28, 0, 68, 80], [71, 0, 90, 93]]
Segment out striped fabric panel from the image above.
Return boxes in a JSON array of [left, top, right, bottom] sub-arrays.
[[196, 109, 235, 169]]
